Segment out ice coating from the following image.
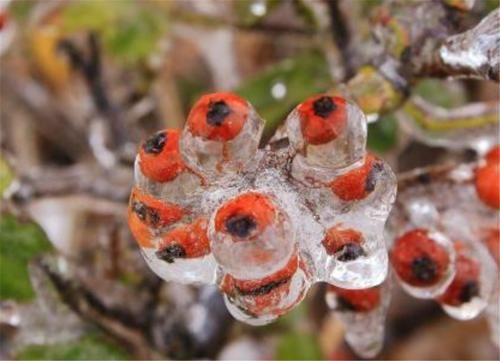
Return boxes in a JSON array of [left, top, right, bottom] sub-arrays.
[[128, 92, 397, 325], [325, 277, 391, 358], [389, 153, 498, 329]]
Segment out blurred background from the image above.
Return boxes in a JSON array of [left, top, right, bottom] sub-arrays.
[[0, 0, 499, 360]]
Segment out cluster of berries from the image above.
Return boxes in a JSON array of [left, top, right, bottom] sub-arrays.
[[128, 92, 396, 325]]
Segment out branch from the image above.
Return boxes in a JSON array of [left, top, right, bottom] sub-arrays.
[[59, 33, 130, 147], [326, 0, 355, 79], [413, 8, 500, 81]]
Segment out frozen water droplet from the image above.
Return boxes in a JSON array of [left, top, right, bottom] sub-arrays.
[[405, 197, 439, 228]]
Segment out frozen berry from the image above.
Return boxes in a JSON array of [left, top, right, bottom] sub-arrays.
[[330, 154, 383, 201], [186, 92, 249, 141], [327, 285, 381, 312], [139, 129, 185, 182], [215, 192, 275, 239], [322, 226, 365, 261], [438, 245, 480, 307], [485, 145, 500, 165], [129, 187, 184, 228], [390, 229, 450, 287], [220, 254, 299, 316], [128, 187, 184, 248], [156, 218, 210, 263], [297, 95, 347, 145], [475, 162, 500, 209]]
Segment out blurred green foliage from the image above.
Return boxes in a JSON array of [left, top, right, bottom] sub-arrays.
[[0, 157, 14, 196], [17, 333, 131, 360], [0, 215, 52, 301], [237, 51, 331, 137], [367, 115, 399, 153], [61, 0, 167, 64], [413, 78, 467, 108], [276, 331, 324, 360]]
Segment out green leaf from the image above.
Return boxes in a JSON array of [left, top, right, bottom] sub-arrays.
[[367, 114, 398, 153], [17, 333, 131, 360], [237, 51, 331, 138], [413, 78, 467, 108], [0, 215, 53, 301], [61, 0, 167, 64], [276, 332, 324, 360], [0, 156, 14, 196]]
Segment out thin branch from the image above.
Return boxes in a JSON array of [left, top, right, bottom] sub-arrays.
[[413, 8, 500, 82], [59, 33, 129, 147]]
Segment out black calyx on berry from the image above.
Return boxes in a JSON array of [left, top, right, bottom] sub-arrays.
[[143, 131, 167, 154], [411, 256, 437, 282], [313, 96, 336, 118], [236, 277, 290, 297], [337, 243, 365, 262], [365, 161, 383, 193], [156, 244, 186, 263], [459, 280, 480, 303], [207, 100, 231, 126], [225, 214, 257, 238]]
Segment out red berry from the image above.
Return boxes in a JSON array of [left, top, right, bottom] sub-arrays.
[[186, 92, 249, 141], [438, 244, 480, 306], [220, 254, 299, 316], [322, 226, 365, 261], [327, 285, 381, 312], [215, 192, 275, 239], [475, 162, 500, 209], [0, 12, 7, 31], [390, 229, 450, 287], [156, 218, 210, 263], [330, 154, 383, 201], [139, 129, 185, 182], [128, 187, 184, 248], [485, 145, 500, 165], [297, 95, 347, 145]]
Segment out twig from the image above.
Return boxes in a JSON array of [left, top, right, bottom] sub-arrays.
[[412, 8, 500, 82], [325, 0, 355, 80], [59, 33, 129, 147]]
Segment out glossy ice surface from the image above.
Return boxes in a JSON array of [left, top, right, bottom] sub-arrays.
[[128, 92, 397, 325]]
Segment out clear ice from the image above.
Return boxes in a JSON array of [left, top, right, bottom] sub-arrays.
[[128, 92, 397, 325]]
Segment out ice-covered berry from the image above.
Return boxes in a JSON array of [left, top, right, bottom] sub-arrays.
[[297, 95, 347, 145], [330, 154, 384, 201], [322, 226, 365, 261], [390, 229, 450, 287], [156, 218, 210, 263], [139, 129, 186, 183], [326, 285, 381, 313]]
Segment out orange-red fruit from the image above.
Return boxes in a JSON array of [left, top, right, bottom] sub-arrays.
[[327, 285, 381, 312], [475, 162, 500, 209], [298, 95, 347, 145], [330, 154, 382, 201], [322, 226, 365, 261], [215, 192, 275, 238], [220, 254, 299, 316], [128, 187, 184, 248], [186, 92, 249, 141], [156, 218, 210, 263], [485, 145, 500, 165], [139, 129, 185, 182], [390, 229, 450, 287], [438, 247, 480, 307]]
